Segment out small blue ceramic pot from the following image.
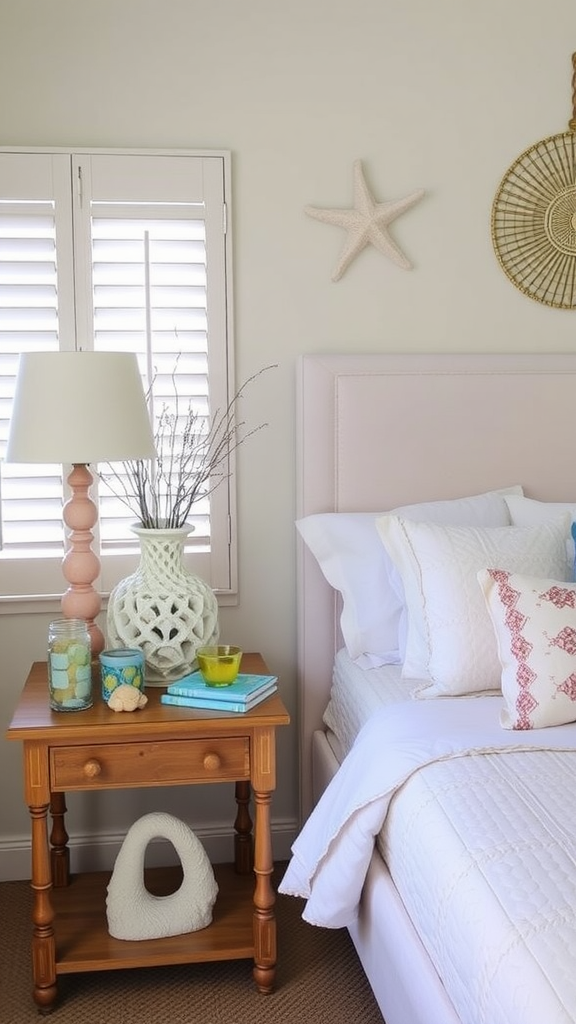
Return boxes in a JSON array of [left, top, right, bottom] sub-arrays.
[[100, 648, 145, 702]]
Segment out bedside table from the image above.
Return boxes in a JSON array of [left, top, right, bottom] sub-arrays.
[[6, 652, 290, 1012]]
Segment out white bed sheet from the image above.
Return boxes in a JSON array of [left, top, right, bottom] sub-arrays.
[[323, 648, 412, 756], [317, 652, 576, 1024]]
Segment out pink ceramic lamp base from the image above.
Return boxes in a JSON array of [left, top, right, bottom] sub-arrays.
[[61, 463, 105, 657]]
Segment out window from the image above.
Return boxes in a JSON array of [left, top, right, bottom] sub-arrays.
[[0, 148, 236, 606]]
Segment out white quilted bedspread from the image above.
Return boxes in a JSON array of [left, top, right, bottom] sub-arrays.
[[280, 697, 576, 1024]]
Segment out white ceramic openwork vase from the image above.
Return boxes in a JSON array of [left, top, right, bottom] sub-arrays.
[[107, 525, 219, 683]]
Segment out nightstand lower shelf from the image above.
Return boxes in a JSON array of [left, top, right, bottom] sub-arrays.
[[52, 864, 256, 973]]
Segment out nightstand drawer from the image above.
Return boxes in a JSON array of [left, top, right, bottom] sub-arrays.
[[50, 737, 250, 790]]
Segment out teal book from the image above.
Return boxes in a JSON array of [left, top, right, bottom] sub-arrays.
[[160, 683, 277, 714], [166, 672, 278, 703]]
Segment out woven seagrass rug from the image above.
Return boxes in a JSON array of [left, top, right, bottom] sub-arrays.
[[0, 865, 384, 1024]]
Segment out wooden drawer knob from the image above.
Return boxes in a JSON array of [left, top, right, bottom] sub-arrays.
[[83, 759, 102, 778], [203, 752, 221, 772]]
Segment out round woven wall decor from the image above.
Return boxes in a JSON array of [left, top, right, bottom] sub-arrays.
[[491, 54, 576, 309]]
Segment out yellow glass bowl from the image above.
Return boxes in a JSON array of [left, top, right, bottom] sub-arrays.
[[196, 645, 242, 687]]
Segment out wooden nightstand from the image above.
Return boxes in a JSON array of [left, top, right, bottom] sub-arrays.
[[6, 652, 290, 1012]]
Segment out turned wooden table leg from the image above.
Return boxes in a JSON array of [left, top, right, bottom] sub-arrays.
[[30, 803, 58, 1012], [252, 788, 276, 994], [50, 791, 70, 887], [234, 780, 253, 874]]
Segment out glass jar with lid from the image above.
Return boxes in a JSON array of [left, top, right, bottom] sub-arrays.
[[47, 618, 92, 711]]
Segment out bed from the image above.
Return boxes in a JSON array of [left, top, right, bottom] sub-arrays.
[[280, 352, 576, 1024]]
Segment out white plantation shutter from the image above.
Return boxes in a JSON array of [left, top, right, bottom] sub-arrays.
[[0, 207, 62, 552], [0, 149, 235, 604], [91, 215, 211, 542], [0, 154, 78, 597]]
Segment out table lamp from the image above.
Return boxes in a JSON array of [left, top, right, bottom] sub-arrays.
[[5, 350, 156, 656]]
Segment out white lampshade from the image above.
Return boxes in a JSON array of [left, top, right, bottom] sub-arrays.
[[5, 350, 156, 464]]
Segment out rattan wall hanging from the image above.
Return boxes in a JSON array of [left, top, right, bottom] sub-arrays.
[[491, 53, 576, 309]]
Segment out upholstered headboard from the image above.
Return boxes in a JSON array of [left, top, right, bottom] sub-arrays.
[[296, 352, 576, 819]]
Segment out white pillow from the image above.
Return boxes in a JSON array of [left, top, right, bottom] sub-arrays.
[[296, 486, 523, 669], [376, 513, 572, 697], [505, 496, 576, 575], [504, 494, 576, 526], [478, 568, 576, 730]]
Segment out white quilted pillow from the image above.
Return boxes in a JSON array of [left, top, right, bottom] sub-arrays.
[[376, 513, 572, 697], [478, 568, 576, 730]]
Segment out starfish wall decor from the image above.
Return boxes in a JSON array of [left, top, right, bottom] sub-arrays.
[[305, 160, 425, 282]]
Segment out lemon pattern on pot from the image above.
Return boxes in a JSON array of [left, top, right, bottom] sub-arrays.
[[100, 649, 145, 702]]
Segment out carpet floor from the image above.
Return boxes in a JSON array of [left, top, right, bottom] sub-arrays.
[[0, 865, 384, 1023]]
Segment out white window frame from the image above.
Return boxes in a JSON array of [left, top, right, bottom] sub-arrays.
[[0, 147, 237, 615]]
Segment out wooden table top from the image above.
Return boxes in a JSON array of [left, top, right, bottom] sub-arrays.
[[6, 653, 290, 744]]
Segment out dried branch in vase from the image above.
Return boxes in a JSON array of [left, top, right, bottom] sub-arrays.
[[99, 362, 276, 530]]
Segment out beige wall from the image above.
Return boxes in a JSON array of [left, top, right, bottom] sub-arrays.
[[1, 0, 576, 877]]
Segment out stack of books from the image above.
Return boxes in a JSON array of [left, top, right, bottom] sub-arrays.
[[160, 672, 278, 713]]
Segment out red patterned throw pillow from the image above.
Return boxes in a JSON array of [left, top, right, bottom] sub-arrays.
[[478, 568, 576, 730]]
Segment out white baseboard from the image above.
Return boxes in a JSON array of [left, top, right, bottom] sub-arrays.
[[0, 818, 298, 882]]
